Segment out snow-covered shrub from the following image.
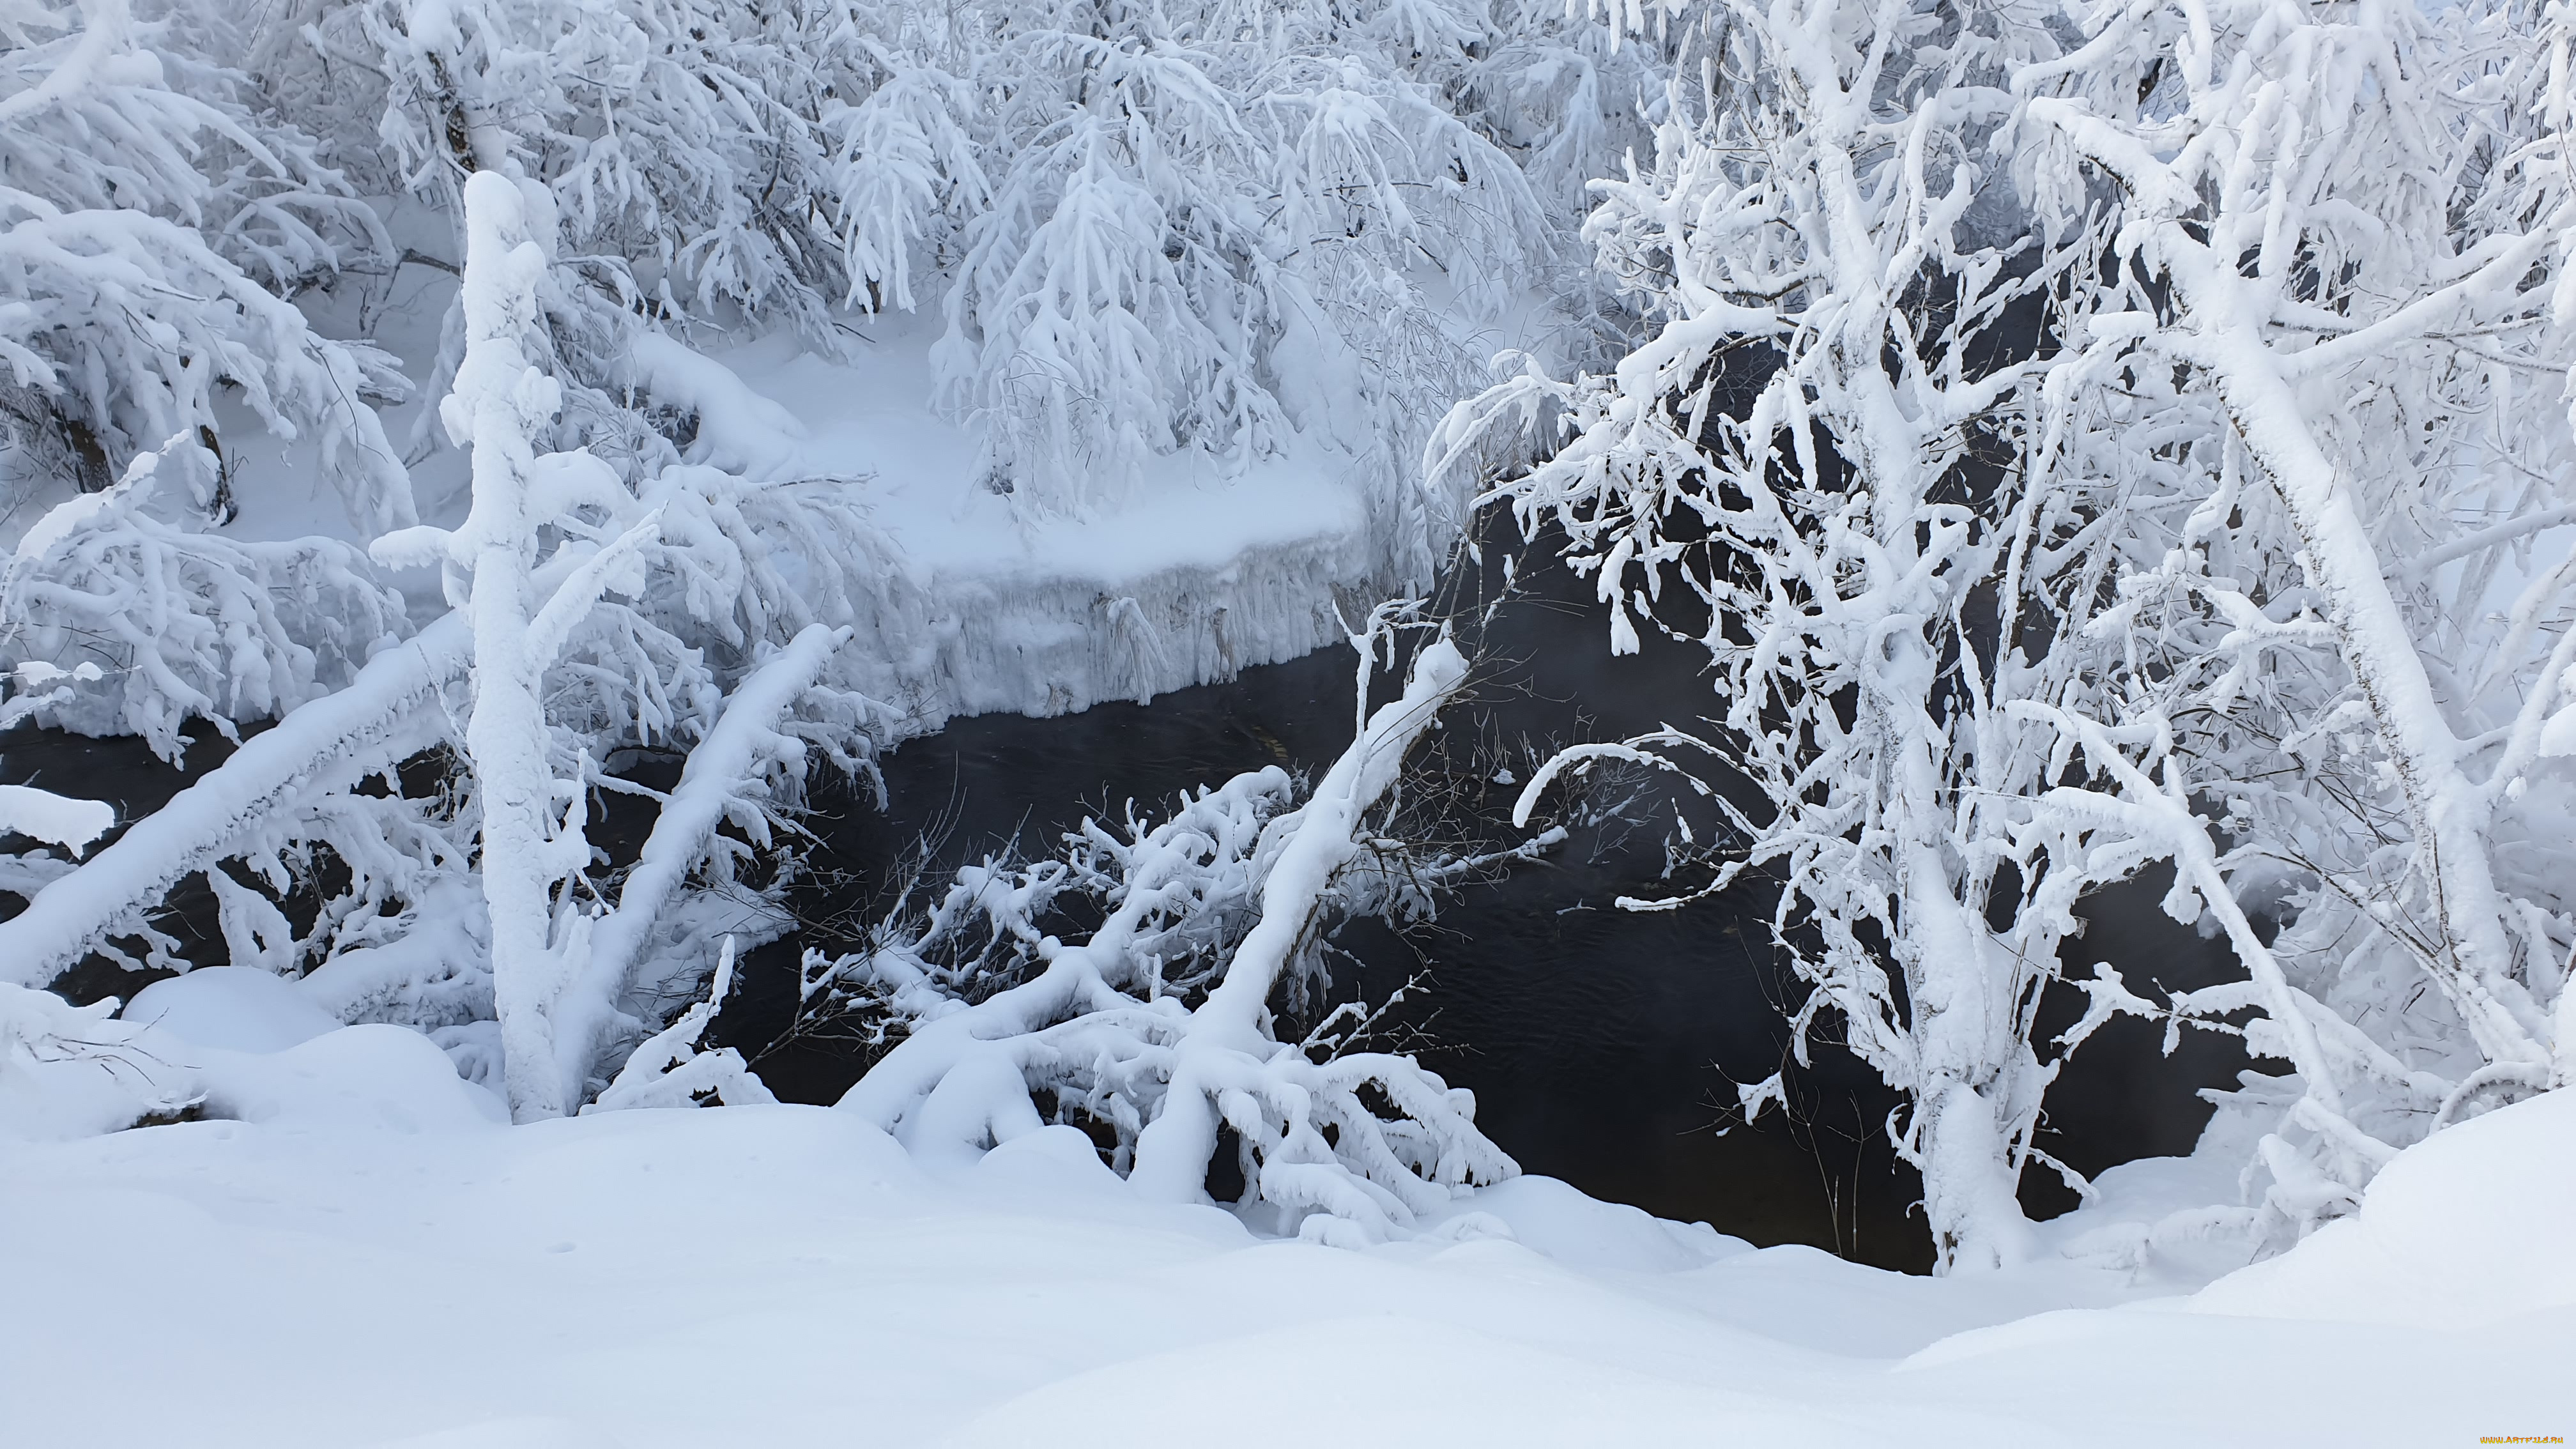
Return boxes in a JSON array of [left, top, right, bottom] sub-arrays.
[[1, 437, 406, 760], [830, 632, 1512, 1241], [0, 0, 411, 527], [585, 937, 775, 1111]]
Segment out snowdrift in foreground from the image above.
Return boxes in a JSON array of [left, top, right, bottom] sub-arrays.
[[2188, 1089, 2576, 1331], [3, 975, 2566, 1448]]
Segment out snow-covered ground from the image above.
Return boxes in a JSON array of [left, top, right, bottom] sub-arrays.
[[5, 967, 2568, 1448]]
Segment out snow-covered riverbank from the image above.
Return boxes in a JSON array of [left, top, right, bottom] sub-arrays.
[[710, 315, 1416, 733], [6, 968, 2567, 1449]]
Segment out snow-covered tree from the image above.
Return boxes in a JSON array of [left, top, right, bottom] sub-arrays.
[[1, 0, 410, 528], [812, 0, 1676, 569], [367, 171, 887, 1119], [1448, 0, 2138, 1271], [1994, 0, 2576, 1245], [371, 169, 669, 1120], [2, 436, 405, 760], [1459, 0, 2576, 1267], [340, 0, 860, 409]]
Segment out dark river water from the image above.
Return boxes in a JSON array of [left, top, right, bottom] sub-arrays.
[[4, 539, 2249, 1274], [709, 539, 2253, 1273]]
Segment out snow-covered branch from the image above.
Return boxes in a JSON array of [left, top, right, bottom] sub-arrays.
[[834, 629, 1509, 1241]]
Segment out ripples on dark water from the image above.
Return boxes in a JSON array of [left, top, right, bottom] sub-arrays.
[[4, 546, 2250, 1273]]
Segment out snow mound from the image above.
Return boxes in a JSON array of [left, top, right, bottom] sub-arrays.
[[195, 1024, 510, 1134], [5, 974, 507, 1144], [125, 967, 343, 1054], [2189, 1088, 2576, 1330], [0, 981, 194, 1142], [1421, 1174, 1749, 1274]]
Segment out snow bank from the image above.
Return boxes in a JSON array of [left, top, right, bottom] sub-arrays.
[[196, 1024, 507, 1133], [4, 967, 2568, 1448], [711, 320, 1406, 734], [2189, 1088, 2576, 1330]]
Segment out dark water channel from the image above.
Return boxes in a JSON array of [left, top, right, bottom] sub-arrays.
[[716, 540, 2252, 1273], [3, 542, 2251, 1274]]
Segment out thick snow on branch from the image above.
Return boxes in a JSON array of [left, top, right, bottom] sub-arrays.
[[0, 609, 467, 990], [0, 783, 110, 855], [550, 622, 850, 1112]]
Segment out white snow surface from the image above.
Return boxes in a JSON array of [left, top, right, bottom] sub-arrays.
[[723, 315, 1395, 728], [3, 981, 2568, 1448]]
